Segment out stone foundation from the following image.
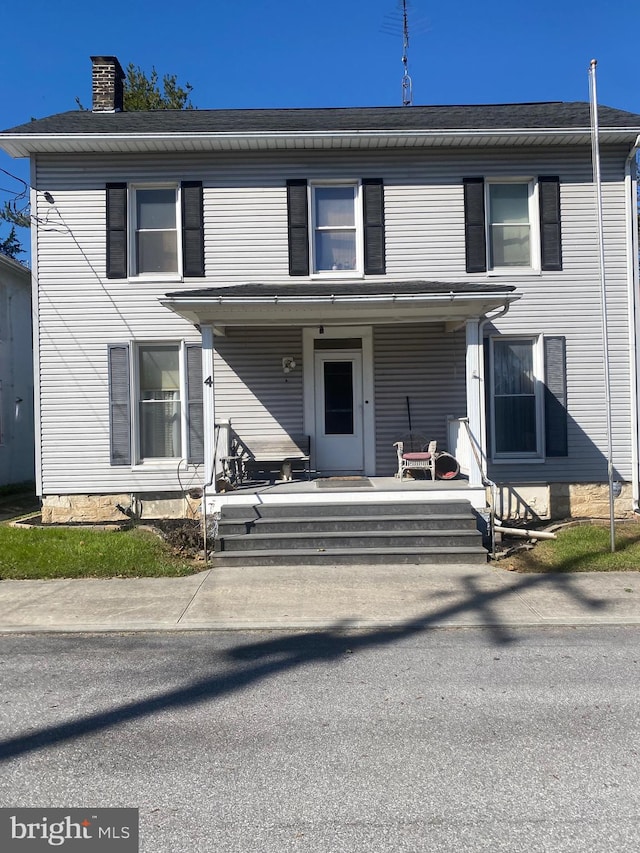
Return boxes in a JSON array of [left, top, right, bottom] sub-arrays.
[[41, 492, 202, 524], [494, 482, 635, 523]]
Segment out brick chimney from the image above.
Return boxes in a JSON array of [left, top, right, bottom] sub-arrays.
[[90, 56, 125, 112]]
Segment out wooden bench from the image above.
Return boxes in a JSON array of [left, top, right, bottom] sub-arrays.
[[242, 434, 312, 481]]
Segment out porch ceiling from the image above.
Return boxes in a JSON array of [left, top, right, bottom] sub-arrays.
[[161, 280, 519, 327]]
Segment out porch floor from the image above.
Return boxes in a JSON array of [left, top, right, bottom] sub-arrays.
[[209, 476, 487, 511]]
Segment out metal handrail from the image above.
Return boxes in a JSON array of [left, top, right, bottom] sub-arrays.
[[459, 416, 497, 557]]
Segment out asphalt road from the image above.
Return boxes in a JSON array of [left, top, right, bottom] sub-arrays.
[[0, 626, 638, 852]]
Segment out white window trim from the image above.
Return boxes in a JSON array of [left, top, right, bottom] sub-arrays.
[[489, 335, 545, 463], [309, 180, 364, 278], [131, 341, 187, 468], [128, 183, 183, 281], [485, 178, 541, 275]]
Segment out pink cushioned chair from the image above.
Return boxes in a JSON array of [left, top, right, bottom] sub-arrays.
[[393, 434, 437, 481]]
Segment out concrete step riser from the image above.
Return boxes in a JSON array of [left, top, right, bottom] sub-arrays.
[[218, 532, 482, 552], [218, 501, 474, 520], [218, 516, 478, 536], [214, 550, 488, 567]]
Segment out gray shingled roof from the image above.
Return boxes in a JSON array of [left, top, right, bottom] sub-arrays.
[[165, 281, 517, 300], [4, 102, 640, 135]]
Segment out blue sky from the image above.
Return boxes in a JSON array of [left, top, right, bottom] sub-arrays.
[[1, 0, 639, 258]]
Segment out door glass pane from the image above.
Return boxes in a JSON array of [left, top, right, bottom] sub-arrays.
[[324, 361, 354, 435]]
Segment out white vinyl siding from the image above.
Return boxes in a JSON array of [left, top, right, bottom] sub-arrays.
[[373, 323, 467, 475], [31, 144, 635, 492], [213, 327, 304, 444]]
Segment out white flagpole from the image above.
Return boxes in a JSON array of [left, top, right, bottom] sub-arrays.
[[589, 59, 616, 552]]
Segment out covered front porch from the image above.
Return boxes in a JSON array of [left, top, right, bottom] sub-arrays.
[[210, 420, 487, 513], [161, 279, 519, 511]]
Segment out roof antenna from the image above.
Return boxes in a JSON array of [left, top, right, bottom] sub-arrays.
[[382, 2, 428, 106], [400, 0, 413, 106]]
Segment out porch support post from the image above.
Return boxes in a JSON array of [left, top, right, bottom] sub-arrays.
[[201, 324, 217, 495], [465, 319, 484, 488]]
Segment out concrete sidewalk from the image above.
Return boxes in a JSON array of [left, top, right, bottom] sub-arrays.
[[0, 562, 639, 633]]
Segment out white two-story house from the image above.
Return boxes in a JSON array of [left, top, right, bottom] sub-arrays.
[[1, 56, 639, 537]]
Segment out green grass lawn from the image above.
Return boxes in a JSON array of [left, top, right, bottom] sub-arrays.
[[0, 524, 200, 579], [503, 521, 640, 573]]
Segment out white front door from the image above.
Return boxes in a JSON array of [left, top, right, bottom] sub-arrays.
[[314, 350, 364, 473]]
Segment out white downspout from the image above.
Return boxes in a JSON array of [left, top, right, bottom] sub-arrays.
[[625, 135, 640, 511]]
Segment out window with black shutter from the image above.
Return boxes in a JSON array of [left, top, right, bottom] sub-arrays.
[[105, 181, 204, 278], [464, 177, 563, 273], [286, 178, 385, 277]]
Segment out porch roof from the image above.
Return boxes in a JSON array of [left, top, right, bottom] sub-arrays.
[[161, 280, 519, 327]]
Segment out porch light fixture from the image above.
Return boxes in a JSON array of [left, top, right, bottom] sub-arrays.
[[282, 357, 296, 374]]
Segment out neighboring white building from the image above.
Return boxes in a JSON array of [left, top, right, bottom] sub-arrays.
[[0, 56, 639, 526], [0, 253, 34, 486]]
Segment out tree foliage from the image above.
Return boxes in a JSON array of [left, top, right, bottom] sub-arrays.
[[123, 63, 194, 111], [0, 226, 25, 259]]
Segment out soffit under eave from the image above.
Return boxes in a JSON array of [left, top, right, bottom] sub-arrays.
[[1, 129, 637, 158]]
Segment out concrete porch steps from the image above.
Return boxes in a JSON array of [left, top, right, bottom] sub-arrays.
[[213, 499, 487, 566]]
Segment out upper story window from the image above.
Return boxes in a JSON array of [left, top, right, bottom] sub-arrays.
[[133, 187, 179, 276], [106, 181, 204, 280], [286, 178, 385, 278], [311, 184, 360, 274], [463, 176, 562, 275], [487, 182, 533, 269]]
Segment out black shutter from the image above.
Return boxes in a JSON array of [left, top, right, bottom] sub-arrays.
[[463, 178, 487, 273], [106, 183, 127, 279], [362, 178, 386, 275], [185, 343, 204, 465], [286, 179, 309, 276], [544, 336, 568, 457], [108, 344, 131, 466], [539, 176, 562, 271], [181, 181, 205, 277]]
